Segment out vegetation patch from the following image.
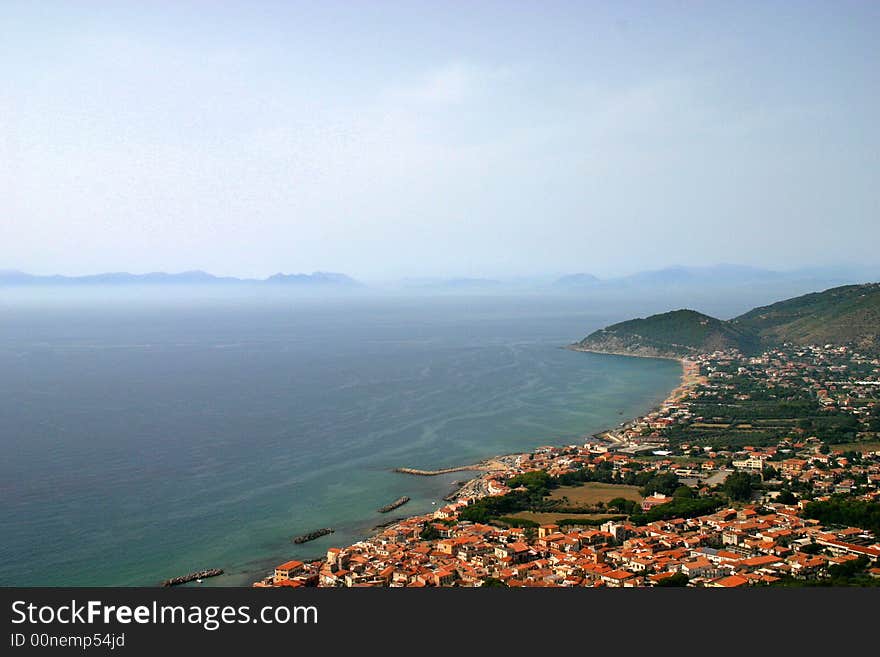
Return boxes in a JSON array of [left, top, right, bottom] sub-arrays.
[[802, 497, 880, 535], [547, 482, 642, 506], [502, 512, 621, 526], [630, 496, 725, 525]]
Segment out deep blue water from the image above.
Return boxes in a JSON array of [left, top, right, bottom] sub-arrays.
[[0, 294, 681, 586]]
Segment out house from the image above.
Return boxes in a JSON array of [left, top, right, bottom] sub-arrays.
[[648, 571, 681, 586], [538, 524, 560, 539], [710, 575, 749, 588], [733, 457, 764, 472], [600, 569, 635, 588], [273, 560, 304, 583], [642, 493, 673, 512], [787, 553, 825, 576], [433, 568, 456, 586], [681, 557, 720, 579], [494, 542, 531, 563], [326, 548, 343, 567], [815, 537, 880, 559]]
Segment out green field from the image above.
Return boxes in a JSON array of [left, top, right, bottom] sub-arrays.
[[547, 482, 642, 506]]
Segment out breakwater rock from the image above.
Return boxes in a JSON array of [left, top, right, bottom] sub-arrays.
[[293, 528, 334, 544], [161, 568, 223, 587], [377, 496, 410, 513], [394, 465, 483, 476]]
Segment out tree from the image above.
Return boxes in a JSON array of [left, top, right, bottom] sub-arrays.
[[673, 485, 694, 499], [776, 490, 796, 505], [639, 472, 680, 497], [797, 418, 814, 432], [724, 471, 755, 502], [803, 497, 880, 535], [654, 572, 689, 587], [819, 443, 831, 454], [842, 450, 862, 464], [420, 522, 440, 541], [632, 496, 724, 525], [608, 497, 639, 514], [506, 471, 553, 495], [867, 410, 880, 432], [828, 555, 870, 579]]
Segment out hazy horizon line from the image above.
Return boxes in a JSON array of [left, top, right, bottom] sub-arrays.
[[2, 261, 878, 286]]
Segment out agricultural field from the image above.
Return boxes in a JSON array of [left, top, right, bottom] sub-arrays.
[[547, 482, 642, 506], [832, 440, 880, 454], [502, 511, 620, 525]]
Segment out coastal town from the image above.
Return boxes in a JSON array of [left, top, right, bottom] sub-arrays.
[[256, 343, 880, 588]]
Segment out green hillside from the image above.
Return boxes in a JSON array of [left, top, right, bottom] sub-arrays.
[[574, 282, 880, 358], [731, 283, 880, 351], [575, 309, 759, 359]]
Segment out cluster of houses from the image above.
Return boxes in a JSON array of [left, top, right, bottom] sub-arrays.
[[256, 498, 880, 588], [254, 344, 880, 588], [702, 344, 880, 431], [728, 440, 880, 496], [254, 431, 880, 588]]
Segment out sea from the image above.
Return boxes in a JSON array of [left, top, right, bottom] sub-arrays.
[[0, 292, 684, 586]]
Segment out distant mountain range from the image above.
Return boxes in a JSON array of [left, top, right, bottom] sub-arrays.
[[553, 264, 878, 289], [264, 272, 359, 286], [553, 273, 602, 287], [575, 282, 880, 357], [0, 270, 361, 287], [2, 264, 877, 296], [397, 277, 505, 290]]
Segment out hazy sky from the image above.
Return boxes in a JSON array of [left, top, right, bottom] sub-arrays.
[[2, 1, 878, 280]]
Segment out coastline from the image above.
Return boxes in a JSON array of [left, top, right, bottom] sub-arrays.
[[565, 343, 685, 363], [253, 346, 691, 585], [568, 346, 699, 434], [391, 348, 693, 498]]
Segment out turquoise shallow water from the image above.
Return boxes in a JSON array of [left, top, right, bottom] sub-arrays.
[[0, 294, 681, 586]]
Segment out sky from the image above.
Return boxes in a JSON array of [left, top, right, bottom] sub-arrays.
[[1, 1, 879, 281]]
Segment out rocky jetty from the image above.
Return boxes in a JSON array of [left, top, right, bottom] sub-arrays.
[[377, 496, 410, 513], [394, 465, 482, 476], [292, 528, 334, 544], [161, 568, 223, 587]]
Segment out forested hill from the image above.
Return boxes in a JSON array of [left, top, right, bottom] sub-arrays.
[[574, 309, 759, 359], [574, 283, 880, 358], [730, 283, 880, 352]]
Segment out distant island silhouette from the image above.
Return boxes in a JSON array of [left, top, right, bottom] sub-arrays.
[[0, 269, 361, 287]]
